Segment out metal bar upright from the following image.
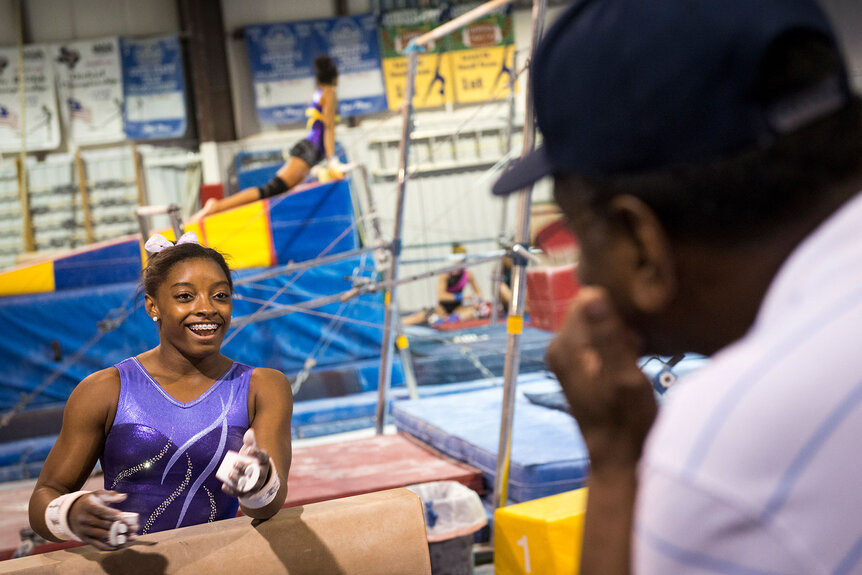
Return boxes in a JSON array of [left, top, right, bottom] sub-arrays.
[[490, 49, 518, 325], [375, 49, 418, 434], [493, 0, 546, 510], [136, 204, 184, 255], [355, 163, 419, 401]]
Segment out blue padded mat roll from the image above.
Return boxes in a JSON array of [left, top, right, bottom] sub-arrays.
[[392, 374, 589, 503]]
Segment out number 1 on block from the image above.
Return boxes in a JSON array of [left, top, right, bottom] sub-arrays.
[[516, 534, 531, 573]]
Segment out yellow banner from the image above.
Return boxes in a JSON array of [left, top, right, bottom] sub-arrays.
[[382, 52, 454, 111], [379, 6, 515, 110], [451, 44, 516, 104]]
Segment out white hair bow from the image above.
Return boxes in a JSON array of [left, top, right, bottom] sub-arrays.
[[144, 231, 199, 254]]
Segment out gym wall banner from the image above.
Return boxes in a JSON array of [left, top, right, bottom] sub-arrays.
[[120, 35, 187, 140], [0, 45, 61, 153], [378, 8, 454, 111], [54, 37, 125, 146], [448, 2, 515, 104], [245, 14, 388, 125]]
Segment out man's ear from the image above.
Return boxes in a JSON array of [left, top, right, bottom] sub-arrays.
[[608, 195, 676, 313]]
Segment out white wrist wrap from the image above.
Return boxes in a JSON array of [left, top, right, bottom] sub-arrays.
[[45, 491, 90, 541], [238, 460, 280, 509]]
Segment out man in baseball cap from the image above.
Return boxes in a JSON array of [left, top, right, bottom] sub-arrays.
[[495, 0, 862, 572]]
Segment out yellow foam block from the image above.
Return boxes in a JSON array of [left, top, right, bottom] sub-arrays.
[[201, 203, 274, 269], [0, 260, 55, 297], [494, 488, 588, 575]]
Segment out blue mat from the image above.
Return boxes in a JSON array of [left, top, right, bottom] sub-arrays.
[[0, 435, 56, 468], [404, 324, 553, 386], [392, 355, 709, 503], [392, 373, 589, 503], [292, 375, 501, 440], [0, 435, 60, 482]]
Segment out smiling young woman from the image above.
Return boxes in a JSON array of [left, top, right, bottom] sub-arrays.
[[28, 233, 292, 551]]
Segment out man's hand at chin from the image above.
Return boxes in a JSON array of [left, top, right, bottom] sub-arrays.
[[547, 286, 657, 575]]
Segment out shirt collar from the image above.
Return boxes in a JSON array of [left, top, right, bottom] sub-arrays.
[[755, 190, 862, 330]]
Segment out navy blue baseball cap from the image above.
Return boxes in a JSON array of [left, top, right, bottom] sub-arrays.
[[492, 0, 852, 195]]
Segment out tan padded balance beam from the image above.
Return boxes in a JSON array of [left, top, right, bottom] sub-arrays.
[[0, 488, 432, 575]]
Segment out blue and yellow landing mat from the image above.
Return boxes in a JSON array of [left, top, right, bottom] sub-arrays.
[[0, 178, 358, 298]]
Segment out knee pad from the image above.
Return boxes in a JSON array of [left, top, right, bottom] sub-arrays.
[[258, 176, 289, 199]]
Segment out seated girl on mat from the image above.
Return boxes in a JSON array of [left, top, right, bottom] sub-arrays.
[[404, 244, 489, 326]]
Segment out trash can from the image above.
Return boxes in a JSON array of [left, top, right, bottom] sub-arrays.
[[408, 481, 488, 575]]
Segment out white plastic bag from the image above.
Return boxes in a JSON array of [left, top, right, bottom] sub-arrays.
[[407, 481, 488, 543]]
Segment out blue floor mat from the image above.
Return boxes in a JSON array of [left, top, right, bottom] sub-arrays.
[[405, 324, 553, 385], [392, 374, 589, 503]]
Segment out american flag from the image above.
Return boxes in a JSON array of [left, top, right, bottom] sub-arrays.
[[0, 106, 18, 130], [68, 98, 92, 124]]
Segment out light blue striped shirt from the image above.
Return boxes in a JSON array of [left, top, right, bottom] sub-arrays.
[[636, 191, 862, 575]]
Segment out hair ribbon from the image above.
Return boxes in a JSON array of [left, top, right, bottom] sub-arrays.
[[144, 231, 199, 254]]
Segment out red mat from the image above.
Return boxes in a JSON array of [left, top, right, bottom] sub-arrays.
[[285, 432, 483, 508], [433, 318, 494, 331]]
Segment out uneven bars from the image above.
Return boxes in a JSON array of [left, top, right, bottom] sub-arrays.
[[376, 0, 515, 434], [231, 252, 507, 327], [234, 245, 381, 286], [409, 0, 513, 50]]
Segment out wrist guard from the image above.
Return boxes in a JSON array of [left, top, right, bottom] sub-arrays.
[[45, 491, 91, 541], [238, 459, 280, 509]]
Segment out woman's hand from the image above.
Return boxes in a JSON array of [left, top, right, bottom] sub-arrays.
[[547, 286, 657, 471], [220, 429, 272, 497], [67, 491, 139, 551]]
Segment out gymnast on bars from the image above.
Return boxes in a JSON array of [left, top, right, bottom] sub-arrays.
[[190, 55, 343, 222]]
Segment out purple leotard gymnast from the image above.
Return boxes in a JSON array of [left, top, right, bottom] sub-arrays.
[[445, 270, 469, 294], [440, 270, 470, 315], [101, 358, 251, 534], [305, 89, 325, 153]]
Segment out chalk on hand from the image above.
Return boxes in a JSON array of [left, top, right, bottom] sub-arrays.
[[108, 520, 127, 547], [120, 511, 140, 533], [216, 450, 261, 494], [107, 511, 139, 547]]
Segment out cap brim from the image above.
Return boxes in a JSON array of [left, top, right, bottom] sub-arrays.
[[491, 146, 553, 196]]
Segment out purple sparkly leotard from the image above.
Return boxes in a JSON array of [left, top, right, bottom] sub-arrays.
[[305, 89, 325, 152], [101, 358, 251, 534]]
